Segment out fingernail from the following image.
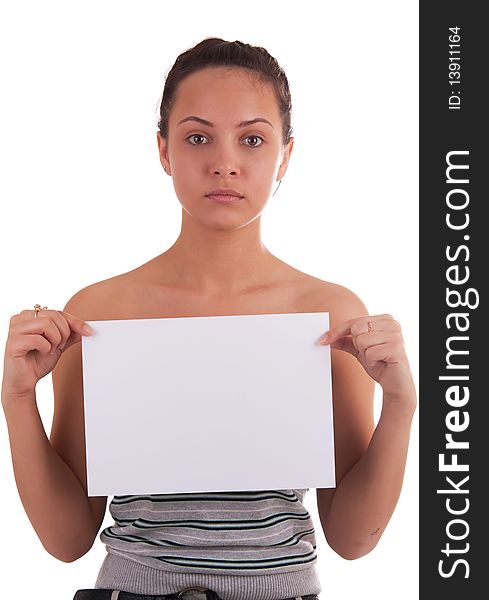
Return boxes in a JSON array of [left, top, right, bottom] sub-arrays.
[[83, 324, 94, 334], [319, 333, 329, 344]]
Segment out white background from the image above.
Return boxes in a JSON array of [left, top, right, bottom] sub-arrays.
[[0, 1, 418, 599]]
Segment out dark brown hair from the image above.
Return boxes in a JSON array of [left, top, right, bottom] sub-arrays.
[[157, 37, 293, 145]]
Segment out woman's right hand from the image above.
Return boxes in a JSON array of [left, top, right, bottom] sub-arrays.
[[2, 308, 94, 400]]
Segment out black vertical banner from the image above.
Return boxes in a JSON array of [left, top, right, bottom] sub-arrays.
[[420, 2, 484, 598]]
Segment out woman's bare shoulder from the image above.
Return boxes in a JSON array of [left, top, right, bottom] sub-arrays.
[[61, 263, 147, 318], [299, 273, 368, 321]]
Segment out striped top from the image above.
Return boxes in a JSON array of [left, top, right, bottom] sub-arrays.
[[98, 488, 318, 576]]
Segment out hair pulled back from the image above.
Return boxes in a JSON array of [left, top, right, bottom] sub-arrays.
[[157, 37, 293, 146]]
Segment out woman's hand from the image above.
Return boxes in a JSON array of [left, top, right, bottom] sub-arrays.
[[2, 308, 94, 401], [319, 314, 416, 408]]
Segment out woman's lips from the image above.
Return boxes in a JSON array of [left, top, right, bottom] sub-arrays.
[[206, 194, 243, 204]]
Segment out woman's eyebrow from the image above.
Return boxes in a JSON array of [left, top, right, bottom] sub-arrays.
[[177, 116, 274, 129]]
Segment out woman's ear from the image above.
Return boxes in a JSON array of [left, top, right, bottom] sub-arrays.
[[277, 137, 294, 181], [156, 132, 171, 175]]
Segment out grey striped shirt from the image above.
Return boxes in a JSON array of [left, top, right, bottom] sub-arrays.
[[99, 488, 318, 575]]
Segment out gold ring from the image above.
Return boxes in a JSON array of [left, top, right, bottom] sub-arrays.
[[367, 319, 373, 333], [34, 304, 48, 319]]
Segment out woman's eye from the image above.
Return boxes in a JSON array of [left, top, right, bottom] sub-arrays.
[[244, 135, 264, 147], [187, 134, 208, 145], [186, 134, 263, 147]]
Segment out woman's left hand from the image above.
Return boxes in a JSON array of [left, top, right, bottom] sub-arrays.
[[319, 314, 416, 404]]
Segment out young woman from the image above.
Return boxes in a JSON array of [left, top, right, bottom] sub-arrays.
[[1, 37, 417, 600]]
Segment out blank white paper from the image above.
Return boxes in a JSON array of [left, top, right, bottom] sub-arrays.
[[81, 312, 335, 496]]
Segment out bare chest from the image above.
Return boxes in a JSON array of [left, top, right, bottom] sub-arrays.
[[103, 273, 327, 322]]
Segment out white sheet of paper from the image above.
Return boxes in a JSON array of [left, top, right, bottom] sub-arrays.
[[81, 312, 335, 496]]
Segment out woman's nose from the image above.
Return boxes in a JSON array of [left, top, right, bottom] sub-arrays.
[[211, 164, 238, 176], [208, 143, 240, 176]]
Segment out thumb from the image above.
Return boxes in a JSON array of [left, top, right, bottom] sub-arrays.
[[330, 336, 358, 357]]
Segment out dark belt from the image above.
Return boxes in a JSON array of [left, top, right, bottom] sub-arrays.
[[73, 587, 319, 600]]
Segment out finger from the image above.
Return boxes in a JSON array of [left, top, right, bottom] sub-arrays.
[[16, 316, 63, 353], [50, 310, 88, 352], [329, 335, 389, 361], [329, 336, 358, 358], [16, 308, 93, 338], [47, 310, 71, 347], [365, 339, 405, 366], [318, 315, 369, 345], [329, 317, 358, 341], [9, 332, 52, 357], [57, 311, 95, 352], [319, 314, 401, 345], [14, 310, 93, 354], [354, 330, 401, 355], [59, 311, 94, 336], [41, 310, 72, 353], [364, 315, 401, 334], [375, 313, 395, 323]]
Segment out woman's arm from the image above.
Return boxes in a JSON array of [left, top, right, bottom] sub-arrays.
[[2, 390, 103, 562], [316, 291, 417, 560], [2, 287, 107, 562]]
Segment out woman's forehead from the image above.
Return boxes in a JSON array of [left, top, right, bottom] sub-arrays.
[[179, 65, 267, 88], [171, 68, 280, 123]]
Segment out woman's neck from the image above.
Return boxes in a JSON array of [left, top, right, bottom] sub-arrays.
[[157, 215, 285, 296]]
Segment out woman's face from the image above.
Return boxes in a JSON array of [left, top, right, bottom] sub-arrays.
[[157, 67, 294, 230]]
